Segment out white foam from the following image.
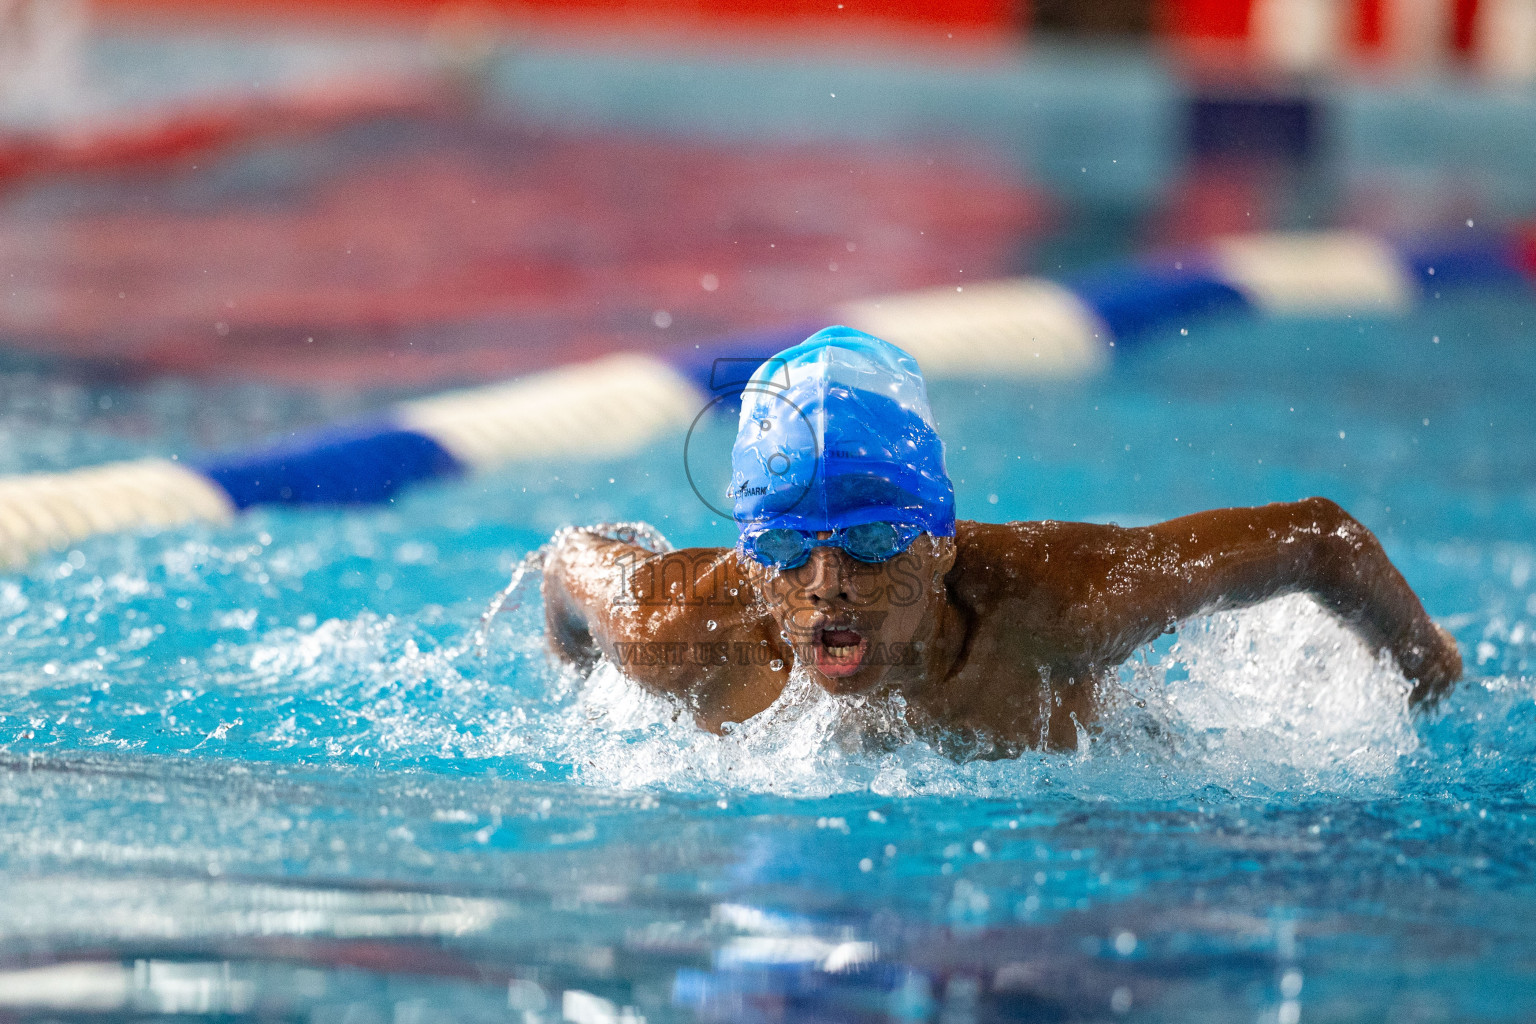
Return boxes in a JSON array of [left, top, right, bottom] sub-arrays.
[[194, 592, 1426, 801], [1103, 593, 1420, 796], [554, 594, 1422, 800], [561, 665, 886, 798]]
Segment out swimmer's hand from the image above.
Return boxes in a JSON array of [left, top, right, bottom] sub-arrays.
[[541, 531, 613, 672], [1296, 499, 1462, 707], [1395, 622, 1462, 707]]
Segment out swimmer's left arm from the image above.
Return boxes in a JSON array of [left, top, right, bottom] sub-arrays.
[[1031, 498, 1460, 704]]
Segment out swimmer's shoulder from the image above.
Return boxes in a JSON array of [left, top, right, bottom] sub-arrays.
[[616, 545, 749, 609], [608, 545, 782, 724], [617, 546, 773, 652], [554, 537, 750, 631], [951, 518, 1144, 620]]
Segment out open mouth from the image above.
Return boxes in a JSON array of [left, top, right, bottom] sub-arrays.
[[813, 627, 868, 679]]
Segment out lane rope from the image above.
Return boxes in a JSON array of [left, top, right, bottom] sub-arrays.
[[0, 228, 1526, 566]]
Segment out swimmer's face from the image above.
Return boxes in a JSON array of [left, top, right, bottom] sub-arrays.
[[744, 533, 956, 695]]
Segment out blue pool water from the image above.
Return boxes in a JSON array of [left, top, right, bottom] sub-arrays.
[[1, 289, 1534, 1021]]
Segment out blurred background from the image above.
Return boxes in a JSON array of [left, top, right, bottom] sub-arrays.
[[4, 5, 1536, 1022], [2, 0, 1532, 400]]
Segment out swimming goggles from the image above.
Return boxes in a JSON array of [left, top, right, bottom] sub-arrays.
[[740, 521, 924, 570]]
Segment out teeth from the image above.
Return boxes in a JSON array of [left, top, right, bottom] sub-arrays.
[[826, 644, 856, 658]]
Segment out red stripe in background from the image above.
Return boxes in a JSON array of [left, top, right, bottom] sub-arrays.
[[1451, 0, 1480, 55], [94, 0, 1024, 37], [1353, 0, 1386, 51], [1143, 160, 1274, 249], [0, 81, 443, 188], [1162, 0, 1253, 40], [0, 104, 1048, 387], [512, 0, 1020, 31], [1157, 0, 1255, 75], [1519, 224, 1536, 277]]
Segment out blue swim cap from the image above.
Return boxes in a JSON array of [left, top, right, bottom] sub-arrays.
[[729, 325, 955, 537]]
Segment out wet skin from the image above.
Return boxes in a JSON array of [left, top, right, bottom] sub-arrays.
[[542, 498, 1462, 757]]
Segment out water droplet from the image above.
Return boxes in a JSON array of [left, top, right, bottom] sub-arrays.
[[706, 620, 717, 631], [769, 659, 784, 671]]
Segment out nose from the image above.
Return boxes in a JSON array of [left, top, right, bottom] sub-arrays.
[[800, 546, 851, 604]]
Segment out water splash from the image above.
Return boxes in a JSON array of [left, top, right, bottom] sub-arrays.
[[471, 548, 548, 658], [560, 665, 904, 798], [509, 593, 1425, 801], [0, 509, 1488, 805], [472, 521, 673, 656], [1101, 594, 1421, 798]]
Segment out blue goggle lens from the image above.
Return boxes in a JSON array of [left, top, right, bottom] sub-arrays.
[[746, 522, 917, 569], [841, 521, 904, 562], [752, 528, 810, 567]]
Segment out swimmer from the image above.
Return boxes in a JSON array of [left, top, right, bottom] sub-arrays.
[[542, 327, 1461, 757]]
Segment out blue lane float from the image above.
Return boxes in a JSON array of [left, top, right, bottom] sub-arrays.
[[1397, 236, 1529, 290], [197, 423, 463, 509], [0, 228, 1528, 567], [1066, 266, 1251, 348]]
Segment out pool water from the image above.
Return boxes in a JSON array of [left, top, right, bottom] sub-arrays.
[[1, 288, 1534, 1021]]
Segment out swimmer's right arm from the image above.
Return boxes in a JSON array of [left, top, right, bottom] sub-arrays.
[[542, 530, 653, 673], [541, 531, 782, 723]]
